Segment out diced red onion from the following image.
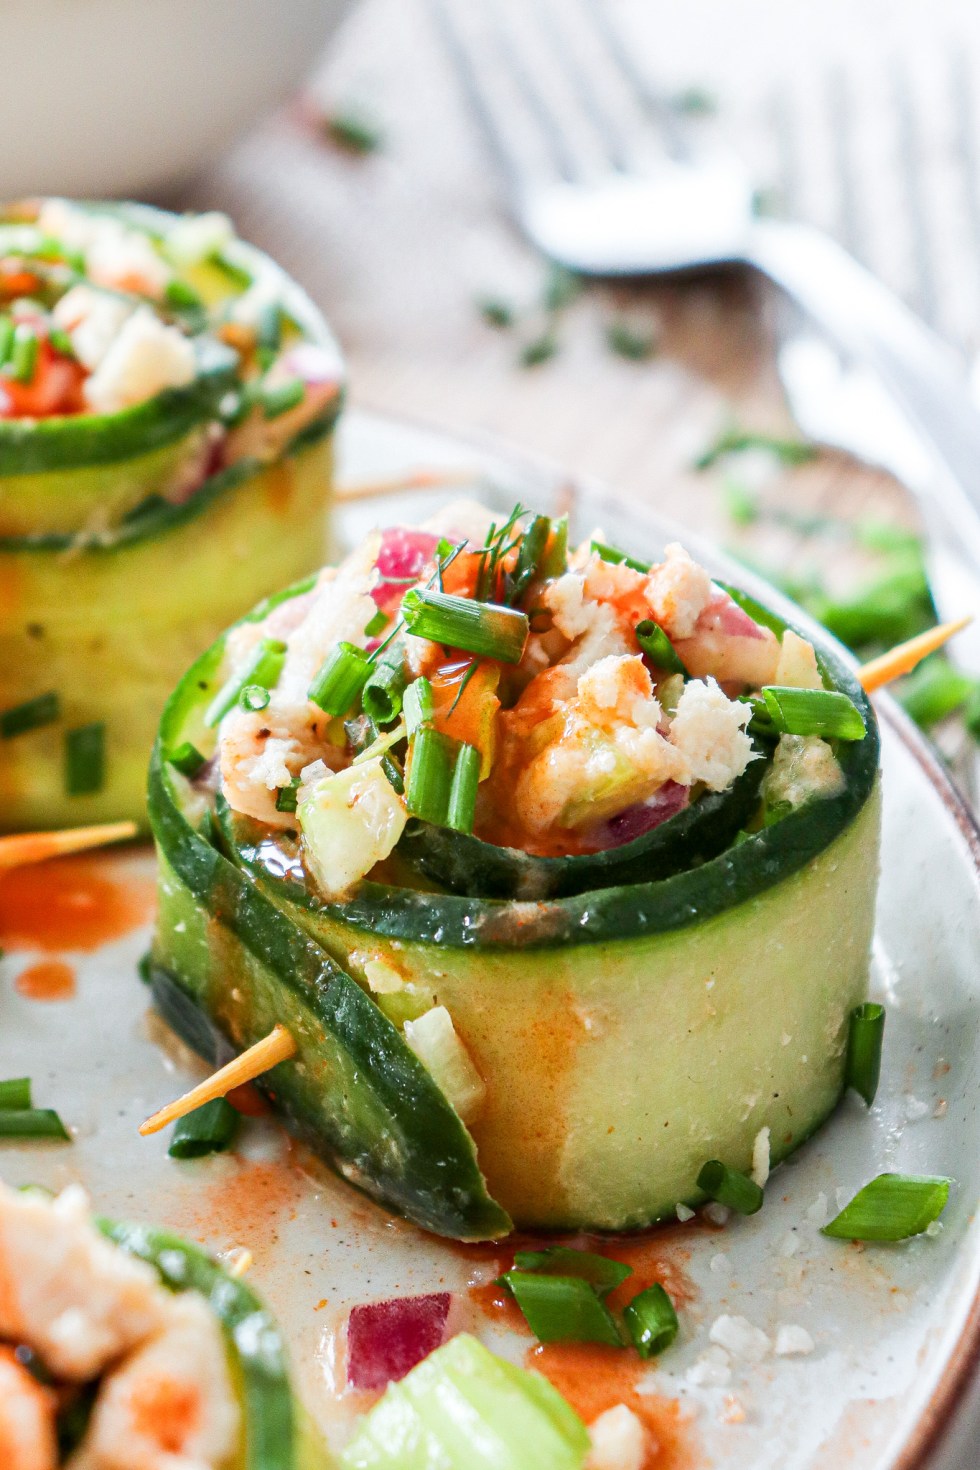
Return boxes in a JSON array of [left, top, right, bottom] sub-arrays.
[[699, 591, 766, 640], [589, 780, 690, 850], [346, 1292, 452, 1391], [372, 527, 441, 606], [280, 342, 344, 386]]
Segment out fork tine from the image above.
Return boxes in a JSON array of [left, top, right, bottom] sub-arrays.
[[425, 0, 577, 187], [950, 46, 980, 351], [827, 66, 864, 263], [578, 0, 689, 161], [523, 0, 631, 172], [891, 58, 941, 330]]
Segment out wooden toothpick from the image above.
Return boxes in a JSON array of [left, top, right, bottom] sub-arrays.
[[139, 1024, 297, 1137], [858, 617, 972, 693], [0, 820, 137, 873]]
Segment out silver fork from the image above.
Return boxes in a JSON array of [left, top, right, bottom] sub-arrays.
[[428, 0, 980, 653]]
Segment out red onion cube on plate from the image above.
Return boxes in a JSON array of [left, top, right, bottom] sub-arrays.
[[346, 1292, 452, 1391]]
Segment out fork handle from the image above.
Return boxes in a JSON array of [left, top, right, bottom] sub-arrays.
[[747, 217, 980, 579]]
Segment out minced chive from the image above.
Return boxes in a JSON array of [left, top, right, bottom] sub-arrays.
[[761, 686, 866, 741], [636, 619, 687, 675], [0, 1078, 31, 1110], [447, 743, 481, 834], [239, 683, 271, 713], [695, 426, 816, 471], [542, 263, 580, 312], [165, 278, 204, 311], [623, 1283, 679, 1358], [0, 1109, 70, 1141], [381, 752, 405, 794], [822, 1173, 951, 1241], [308, 642, 372, 717], [846, 1002, 886, 1106], [362, 640, 408, 725], [404, 677, 435, 736], [697, 1159, 764, 1215], [505, 515, 551, 606], [406, 727, 455, 825], [168, 1098, 239, 1159], [65, 723, 105, 796], [402, 589, 529, 665], [167, 741, 207, 778], [0, 690, 59, 738], [478, 297, 516, 329], [512, 1246, 632, 1298], [205, 638, 287, 727], [324, 108, 385, 155], [9, 325, 38, 383], [364, 608, 388, 638], [261, 377, 304, 420], [275, 778, 301, 814], [351, 719, 407, 767], [519, 331, 559, 368], [590, 539, 651, 574], [606, 320, 656, 360], [0, 315, 13, 366], [500, 1272, 622, 1346], [137, 951, 153, 985]]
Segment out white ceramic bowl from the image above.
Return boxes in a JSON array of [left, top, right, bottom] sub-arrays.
[[0, 0, 352, 199]]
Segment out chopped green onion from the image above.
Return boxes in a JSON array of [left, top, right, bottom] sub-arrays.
[[478, 296, 516, 329], [815, 565, 933, 651], [0, 1078, 31, 1110], [845, 1002, 885, 1106], [261, 377, 304, 419], [606, 321, 656, 360], [47, 327, 76, 359], [898, 656, 975, 729], [166, 741, 207, 778], [0, 690, 59, 738], [405, 727, 455, 825], [351, 719, 406, 768], [0, 315, 13, 366], [540, 515, 569, 579], [697, 1159, 764, 1215], [519, 332, 559, 368], [324, 107, 385, 155], [164, 278, 204, 311], [381, 753, 405, 795], [275, 778, 301, 814], [512, 1246, 632, 1298], [447, 743, 481, 834], [345, 713, 380, 756], [137, 951, 153, 985], [590, 539, 651, 575], [402, 589, 529, 665], [205, 638, 287, 727], [505, 515, 551, 606], [239, 683, 271, 713], [362, 639, 408, 725], [404, 677, 435, 736], [8, 325, 38, 383], [623, 1283, 679, 1358], [723, 478, 759, 527], [500, 1271, 622, 1346], [636, 619, 687, 675], [168, 1098, 239, 1159], [761, 686, 866, 741], [65, 723, 105, 796], [255, 301, 283, 354], [364, 608, 388, 638], [0, 1109, 69, 1141], [822, 1173, 951, 1241], [308, 640, 370, 714]]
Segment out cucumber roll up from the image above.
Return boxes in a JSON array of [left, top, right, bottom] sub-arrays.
[[149, 503, 880, 1239], [0, 199, 343, 831]]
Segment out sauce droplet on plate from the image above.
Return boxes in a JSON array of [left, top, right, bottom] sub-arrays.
[[0, 854, 154, 952], [15, 959, 76, 1001]]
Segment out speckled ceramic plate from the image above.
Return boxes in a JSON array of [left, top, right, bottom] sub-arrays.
[[1, 410, 978, 1470]]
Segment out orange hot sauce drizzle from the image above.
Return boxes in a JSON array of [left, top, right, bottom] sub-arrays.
[[0, 854, 155, 953]]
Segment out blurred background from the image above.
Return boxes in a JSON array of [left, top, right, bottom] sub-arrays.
[[11, 0, 980, 763]]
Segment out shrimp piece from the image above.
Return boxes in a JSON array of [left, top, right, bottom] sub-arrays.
[[0, 1347, 58, 1470], [645, 543, 714, 640], [577, 654, 659, 731], [70, 1293, 239, 1470], [0, 1183, 167, 1382]]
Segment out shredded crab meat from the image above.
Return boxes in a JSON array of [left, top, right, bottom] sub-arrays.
[[0, 1183, 167, 1382], [70, 1293, 239, 1470], [668, 678, 755, 792], [645, 542, 714, 639]]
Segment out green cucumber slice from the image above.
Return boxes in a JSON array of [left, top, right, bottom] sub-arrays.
[[397, 754, 766, 899], [99, 1219, 330, 1470], [339, 1334, 588, 1470]]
